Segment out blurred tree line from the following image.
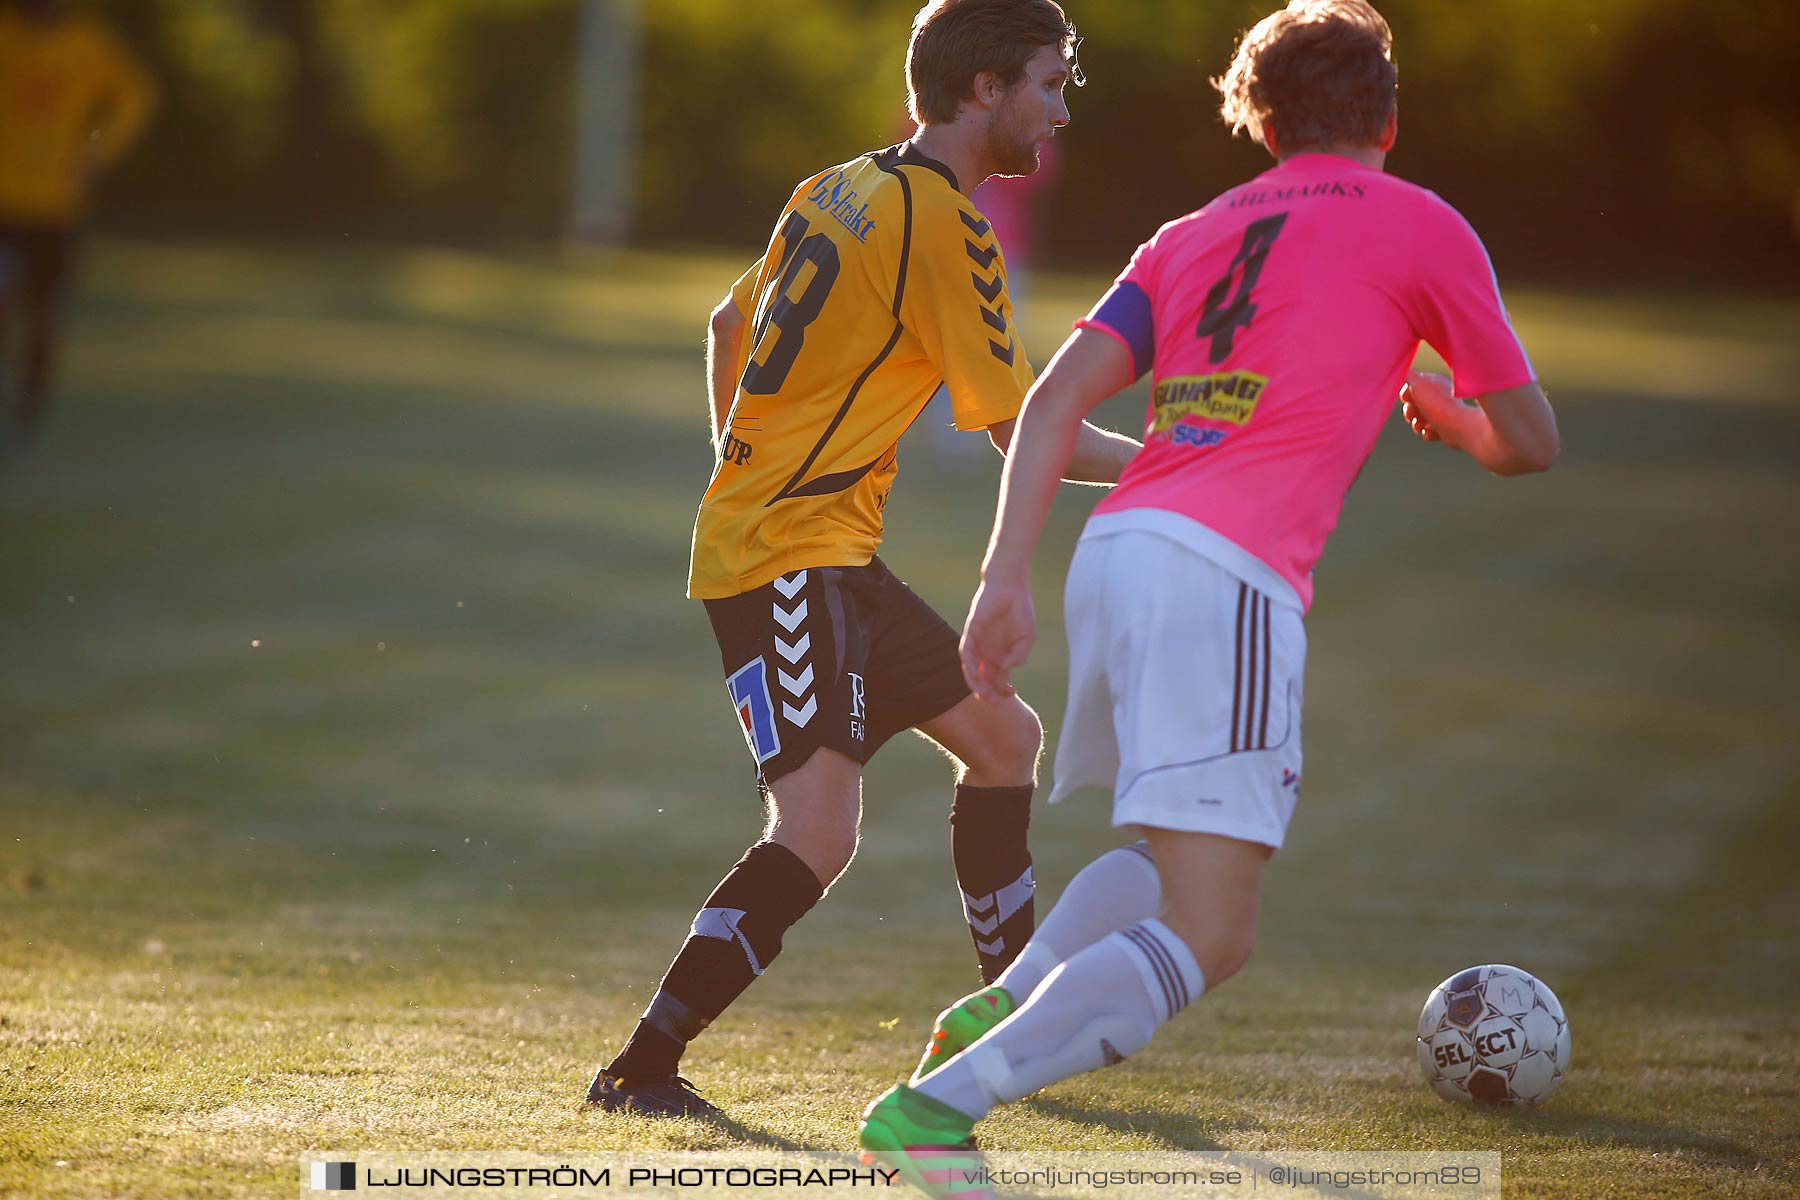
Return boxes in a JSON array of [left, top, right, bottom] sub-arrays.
[[93, 0, 1799, 289]]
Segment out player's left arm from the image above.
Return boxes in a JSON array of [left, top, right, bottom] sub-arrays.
[[961, 328, 1135, 699], [1402, 373, 1558, 476], [1406, 197, 1558, 476]]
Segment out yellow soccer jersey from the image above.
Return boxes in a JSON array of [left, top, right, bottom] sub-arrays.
[[689, 143, 1034, 599], [0, 9, 156, 225]]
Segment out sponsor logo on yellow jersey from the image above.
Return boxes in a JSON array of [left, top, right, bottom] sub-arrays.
[[804, 169, 879, 243]]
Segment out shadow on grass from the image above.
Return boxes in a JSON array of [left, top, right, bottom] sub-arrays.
[[1534, 1106, 1785, 1179], [996, 1109, 1418, 1200], [695, 1112, 808, 1153], [1019, 1096, 1231, 1151], [571, 1103, 808, 1152]]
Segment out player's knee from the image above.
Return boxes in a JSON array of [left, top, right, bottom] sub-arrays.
[[973, 700, 1042, 780], [765, 813, 859, 887], [771, 823, 857, 887], [1158, 909, 1256, 988], [21, 300, 59, 334], [819, 822, 860, 883], [775, 803, 858, 880], [1195, 928, 1256, 987]]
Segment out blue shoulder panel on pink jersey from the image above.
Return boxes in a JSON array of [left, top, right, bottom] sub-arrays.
[[1086, 281, 1154, 380]]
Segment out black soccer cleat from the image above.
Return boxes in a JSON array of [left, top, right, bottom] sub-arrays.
[[585, 1068, 722, 1118]]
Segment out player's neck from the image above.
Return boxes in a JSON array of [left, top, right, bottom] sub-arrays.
[[1276, 145, 1387, 172], [908, 126, 985, 197]]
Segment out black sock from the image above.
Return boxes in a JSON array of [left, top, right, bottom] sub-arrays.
[[607, 841, 824, 1084], [950, 783, 1035, 984]]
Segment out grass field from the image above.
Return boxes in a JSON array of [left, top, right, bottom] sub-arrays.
[[2, 239, 1798, 1199]]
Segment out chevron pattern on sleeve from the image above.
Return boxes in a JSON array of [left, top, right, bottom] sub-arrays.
[[961, 209, 1015, 366]]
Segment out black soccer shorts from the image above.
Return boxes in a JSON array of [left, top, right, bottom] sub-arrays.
[[703, 557, 971, 786], [0, 222, 75, 308]]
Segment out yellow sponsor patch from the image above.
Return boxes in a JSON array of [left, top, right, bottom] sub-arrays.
[[1150, 371, 1270, 432]]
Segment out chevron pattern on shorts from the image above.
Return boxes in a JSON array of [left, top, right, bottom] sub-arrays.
[[771, 572, 816, 728]]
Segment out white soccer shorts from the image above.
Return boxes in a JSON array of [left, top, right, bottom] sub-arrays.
[[1048, 527, 1307, 849]]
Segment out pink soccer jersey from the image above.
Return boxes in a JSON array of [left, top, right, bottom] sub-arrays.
[[1078, 153, 1536, 611]]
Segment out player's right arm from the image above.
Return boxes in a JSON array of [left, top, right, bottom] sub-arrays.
[[961, 327, 1137, 700], [707, 261, 760, 450], [961, 233, 1165, 698]]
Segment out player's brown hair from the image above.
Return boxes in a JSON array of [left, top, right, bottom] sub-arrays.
[[907, 0, 1083, 126], [1214, 0, 1397, 153]]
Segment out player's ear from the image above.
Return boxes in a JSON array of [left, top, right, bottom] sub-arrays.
[[971, 69, 1005, 110], [1261, 119, 1281, 159], [1379, 108, 1398, 152]]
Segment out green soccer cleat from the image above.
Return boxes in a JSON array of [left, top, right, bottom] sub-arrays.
[[858, 1084, 988, 1200], [911, 985, 1015, 1081]]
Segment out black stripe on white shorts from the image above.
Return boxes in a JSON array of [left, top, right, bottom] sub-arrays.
[[1229, 582, 1274, 753]]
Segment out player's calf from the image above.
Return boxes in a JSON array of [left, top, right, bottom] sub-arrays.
[[592, 840, 825, 1109], [922, 698, 1043, 981], [1145, 827, 1269, 988]]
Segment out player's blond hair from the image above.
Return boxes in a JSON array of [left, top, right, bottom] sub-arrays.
[[908, 0, 1083, 126], [1214, 0, 1397, 153]]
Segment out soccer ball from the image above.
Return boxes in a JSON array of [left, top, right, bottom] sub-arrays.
[[1416, 964, 1570, 1107]]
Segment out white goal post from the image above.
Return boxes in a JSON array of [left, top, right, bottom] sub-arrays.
[[569, 0, 642, 244]]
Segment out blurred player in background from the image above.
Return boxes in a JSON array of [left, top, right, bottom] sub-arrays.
[[0, 0, 155, 449], [971, 135, 1057, 316], [860, 1, 1560, 1187], [585, 0, 1140, 1117]]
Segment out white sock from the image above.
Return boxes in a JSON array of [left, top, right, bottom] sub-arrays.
[[995, 841, 1161, 1001], [916, 918, 1205, 1121]]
